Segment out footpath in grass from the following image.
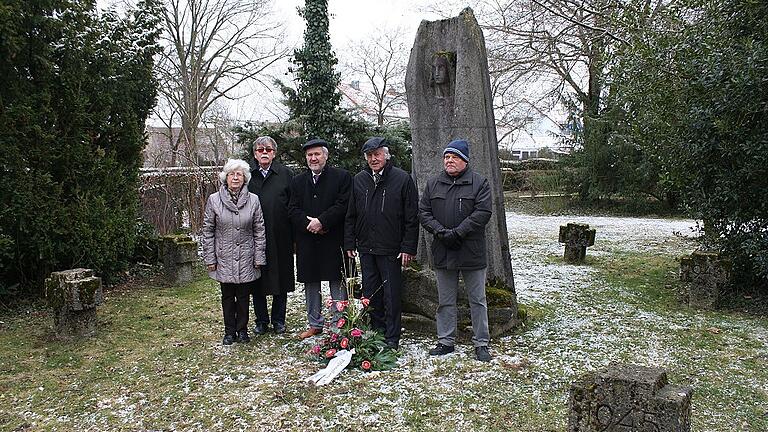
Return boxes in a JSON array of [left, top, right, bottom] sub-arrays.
[[1, 212, 767, 431]]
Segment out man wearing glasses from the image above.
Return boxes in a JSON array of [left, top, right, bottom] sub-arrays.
[[247, 136, 295, 336]]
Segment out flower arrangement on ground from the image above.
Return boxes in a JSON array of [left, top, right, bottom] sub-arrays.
[[309, 277, 398, 371]]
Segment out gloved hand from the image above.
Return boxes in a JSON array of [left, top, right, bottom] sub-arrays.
[[436, 229, 462, 250]]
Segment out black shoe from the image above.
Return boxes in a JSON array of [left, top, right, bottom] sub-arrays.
[[222, 334, 235, 345], [253, 322, 268, 335], [273, 323, 286, 334], [385, 340, 399, 351], [475, 346, 492, 362], [237, 331, 251, 343], [429, 343, 454, 356]]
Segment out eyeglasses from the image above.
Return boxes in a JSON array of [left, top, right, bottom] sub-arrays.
[[255, 147, 275, 153]]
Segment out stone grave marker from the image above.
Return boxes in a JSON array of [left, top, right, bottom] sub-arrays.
[[679, 250, 731, 309], [568, 363, 692, 432], [161, 234, 198, 284], [45, 268, 103, 339], [559, 222, 596, 263]]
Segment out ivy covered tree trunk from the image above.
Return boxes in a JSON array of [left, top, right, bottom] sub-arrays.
[[293, 0, 341, 139]]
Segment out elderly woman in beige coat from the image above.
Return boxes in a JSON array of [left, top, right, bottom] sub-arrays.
[[202, 159, 267, 345]]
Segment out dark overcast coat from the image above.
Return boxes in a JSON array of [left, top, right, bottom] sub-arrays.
[[418, 167, 492, 270], [344, 161, 419, 256], [288, 165, 352, 283], [248, 161, 295, 296]]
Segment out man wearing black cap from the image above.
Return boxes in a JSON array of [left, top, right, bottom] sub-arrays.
[[418, 139, 494, 362], [288, 138, 353, 339], [344, 137, 419, 350]]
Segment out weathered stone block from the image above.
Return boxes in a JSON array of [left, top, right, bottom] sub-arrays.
[[45, 268, 103, 339], [559, 222, 596, 263], [568, 364, 692, 432], [680, 251, 731, 309], [402, 266, 520, 337], [160, 234, 199, 284]]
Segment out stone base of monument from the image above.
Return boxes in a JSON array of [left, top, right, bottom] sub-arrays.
[[402, 267, 520, 338], [568, 363, 692, 432], [160, 234, 199, 284], [45, 268, 103, 339], [680, 250, 731, 309]]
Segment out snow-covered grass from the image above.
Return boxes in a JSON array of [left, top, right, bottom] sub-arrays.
[[1, 212, 766, 431]]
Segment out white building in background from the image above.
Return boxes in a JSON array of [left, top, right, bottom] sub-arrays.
[[501, 109, 576, 161]]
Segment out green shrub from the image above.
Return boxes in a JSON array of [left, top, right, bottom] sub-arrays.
[[0, 1, 160, 297], [132, 218, 161, 264], [614, 0, 768, 286]]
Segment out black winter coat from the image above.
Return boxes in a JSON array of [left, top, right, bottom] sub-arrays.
[[344, 161, 419, 256], [288, 165, 352, 283], [248, 161, 295, 295], [418, 167, 492, 270]]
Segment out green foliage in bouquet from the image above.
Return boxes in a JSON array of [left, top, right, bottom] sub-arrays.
[[309, 284, 398, 371]]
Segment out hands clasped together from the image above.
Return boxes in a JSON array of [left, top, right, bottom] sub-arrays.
[[435, 228, 462, 250]]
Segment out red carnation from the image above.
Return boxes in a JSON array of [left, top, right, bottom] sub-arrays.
[[336, 318, 346, 328], [340, 337, 349, 349], [361, 360, 372, 370], [325, 349, 337, 359], [361, 297, 370, 308]]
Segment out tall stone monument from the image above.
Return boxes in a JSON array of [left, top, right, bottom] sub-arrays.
[[404, 8, 518, 331]]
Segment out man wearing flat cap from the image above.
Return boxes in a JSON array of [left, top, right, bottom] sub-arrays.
[[344, 137, 419, 350], [288, 138, 353, 339], [418, 139, 494, 362]]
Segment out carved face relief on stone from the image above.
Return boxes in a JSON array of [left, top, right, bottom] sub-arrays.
[[431, 53, 455, 98]]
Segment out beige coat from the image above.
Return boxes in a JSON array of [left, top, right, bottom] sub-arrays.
[[202, 185, 266, 284]]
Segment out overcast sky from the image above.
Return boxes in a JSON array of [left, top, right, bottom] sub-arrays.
[[248, 0, 451, 123], [278, 0, 443, 48], [97, 0, 463, 124]]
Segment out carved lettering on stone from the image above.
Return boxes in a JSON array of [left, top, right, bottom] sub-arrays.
[[568, 364, 692, 432]]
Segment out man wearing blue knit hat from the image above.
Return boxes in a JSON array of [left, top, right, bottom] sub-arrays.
[[418, 139, 494, 362]]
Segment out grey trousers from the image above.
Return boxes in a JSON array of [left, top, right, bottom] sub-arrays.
[[305, 280, 346, 329], [435, 268, 490, 347]]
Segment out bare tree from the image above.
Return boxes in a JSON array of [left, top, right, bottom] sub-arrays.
[[155, 0, 289, 165], [478, 0, 673, 141], [200, 101, 238, 165], [341, 28, 409, 126], [422, 0, 672, 149]]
